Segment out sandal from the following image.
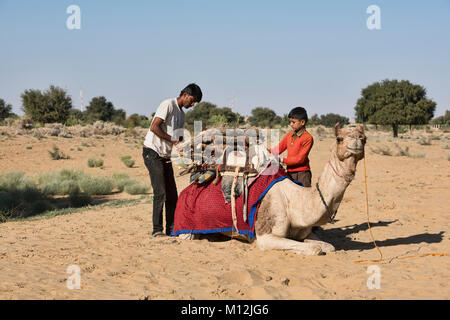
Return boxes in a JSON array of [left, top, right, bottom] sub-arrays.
[[150, 231, 168, 239]]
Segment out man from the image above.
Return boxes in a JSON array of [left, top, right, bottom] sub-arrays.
[[269, 107, 314, 187], [143, 83, 202, 238]]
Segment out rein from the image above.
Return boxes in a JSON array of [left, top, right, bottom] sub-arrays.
[[315, 182, 337, 224]]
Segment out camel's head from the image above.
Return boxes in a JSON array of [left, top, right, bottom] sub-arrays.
[[334, 123, 366, 162]]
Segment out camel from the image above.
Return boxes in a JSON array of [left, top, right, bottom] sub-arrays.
[[178, 123, 366, 256]]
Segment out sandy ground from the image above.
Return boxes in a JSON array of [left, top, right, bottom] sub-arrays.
[[0, 129, 449, 299]]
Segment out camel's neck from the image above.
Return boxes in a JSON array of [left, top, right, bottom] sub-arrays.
[[312, 149, 356, 225]]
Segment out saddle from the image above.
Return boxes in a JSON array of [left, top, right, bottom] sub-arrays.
[[176, 128, 275, 229]]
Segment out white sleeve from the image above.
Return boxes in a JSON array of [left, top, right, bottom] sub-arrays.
[[154, 100, 171, 121]]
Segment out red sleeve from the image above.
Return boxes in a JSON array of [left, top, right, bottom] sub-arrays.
[[269, 133, 288, 155], [283, 135, 313, 166]]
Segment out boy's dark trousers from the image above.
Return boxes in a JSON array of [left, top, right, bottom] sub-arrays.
[[143, 147, 178, 235], [288, 170, 312, 187]]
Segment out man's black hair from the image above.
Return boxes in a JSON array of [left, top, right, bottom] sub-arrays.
[[180, 83, 202, 102], [288, 107, 308, 123]]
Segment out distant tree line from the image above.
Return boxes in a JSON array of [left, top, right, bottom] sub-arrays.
[[3, 79, 442, 136], [0, 99, 17, 121], [430, 110, 450, 126], [17, 85, 150, 128]]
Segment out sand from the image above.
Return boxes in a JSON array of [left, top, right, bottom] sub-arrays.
[[0, 129, 449, 299]]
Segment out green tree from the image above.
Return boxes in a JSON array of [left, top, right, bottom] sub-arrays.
[[112, 108, 127, 126], [65, 109, 86, 126], [0, 99, 14, 121], [248, 107, 280, 128], [308, 114, 320, 126], [124, 113, 150, 128], [21, 85, 73, 124], [319, 113, 350, 127], [355, 79, 436, 137], [185, 102, 243, 128], [429, 110, 449, 126], [185, 102, 218, 127], [85, 96, 115, 123]]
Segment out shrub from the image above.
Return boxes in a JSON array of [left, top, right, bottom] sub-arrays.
[[26, 146, 32, 150], [69, 191, 92, 207], [112, 173, 133, 192], [408, 153, 426, 159], [370, 145, 392, 156], [417, 137, 432, 146], [120, 155, 135, 168], [49, 145, 70, 160], [0, 172, 51, 219], [87, 158, 103, 168], [124, 182, 150, 195], [79, 176, 114, 195], [38, 169, 86, 196]]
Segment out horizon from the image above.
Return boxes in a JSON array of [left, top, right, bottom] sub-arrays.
[[1, 1, 449, 119]]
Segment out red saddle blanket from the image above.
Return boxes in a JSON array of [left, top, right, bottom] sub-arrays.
[[171, 165, 295, 239]]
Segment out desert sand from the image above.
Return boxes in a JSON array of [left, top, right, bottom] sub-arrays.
[[0, 128, 449, 299]]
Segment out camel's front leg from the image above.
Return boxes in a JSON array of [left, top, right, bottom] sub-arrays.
[[256, 233, 324, 256], [304, 231, 335, 253]]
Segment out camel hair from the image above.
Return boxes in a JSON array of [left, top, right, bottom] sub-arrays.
[[180, 123, 367, 256]]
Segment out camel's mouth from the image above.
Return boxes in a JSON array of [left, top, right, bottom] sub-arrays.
[[347, 147, 364, 154]]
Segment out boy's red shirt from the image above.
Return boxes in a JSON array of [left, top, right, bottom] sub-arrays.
[[269, 129, 314, 172]]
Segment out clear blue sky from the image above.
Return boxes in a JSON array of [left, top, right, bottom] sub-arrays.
[[1, 0, 449, 119]]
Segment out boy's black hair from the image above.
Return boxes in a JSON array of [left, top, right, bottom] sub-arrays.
[[288, 107, 308, 123], [180, 83, 203, 102]]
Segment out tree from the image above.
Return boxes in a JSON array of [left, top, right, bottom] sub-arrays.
[[65, 108, 86, 126], [21, 85, 72, 123], [185, 102, 218, 127], [319, 113, 349, 127], [248, 107, 281, 128], [185, 102, 243, 128], [308, 114, 320, 126], [112, 108, 127, 126], [0, 99, 14, 121], [430, 110, 450, 126], [85, 96, 115, 123], [355, 79, 436, 137]]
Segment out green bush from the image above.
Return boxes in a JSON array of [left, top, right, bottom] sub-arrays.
[[69, 191, 92, 208], [38, 169, 86, 196], [120, 155, 135, 168], [0, 172, 51, 220], [124, 183, 149, 195], [87, 158, 104, 168], [79, 176, 114, 195]]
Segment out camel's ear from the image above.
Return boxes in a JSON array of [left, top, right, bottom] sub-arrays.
[[334, 123, 341, 137], [357, 123, 364, 133]]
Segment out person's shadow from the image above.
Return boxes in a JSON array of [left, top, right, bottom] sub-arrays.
[[314, 220, 445, 251]]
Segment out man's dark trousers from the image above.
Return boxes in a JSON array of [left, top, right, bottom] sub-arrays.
[[143, 147, 178, 235]]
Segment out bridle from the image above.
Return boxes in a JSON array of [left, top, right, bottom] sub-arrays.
[[315, 160, 346, 224]]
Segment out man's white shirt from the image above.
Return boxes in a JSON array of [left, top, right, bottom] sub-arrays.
[[144, 98, 185, 158]]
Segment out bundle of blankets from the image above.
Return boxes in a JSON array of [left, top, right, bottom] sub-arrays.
[[171, 128, 301, 239]]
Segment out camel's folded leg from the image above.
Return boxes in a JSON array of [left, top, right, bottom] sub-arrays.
[[177, 233, 199, 240], [256, 233, 324, 256], [304, 232, 335, 253]]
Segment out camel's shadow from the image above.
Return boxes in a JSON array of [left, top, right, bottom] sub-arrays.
[[316, 220, 445, 251]]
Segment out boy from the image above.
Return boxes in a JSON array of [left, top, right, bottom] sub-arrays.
[[270, 107, 313, 187], [143, 83, 202, 238]]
